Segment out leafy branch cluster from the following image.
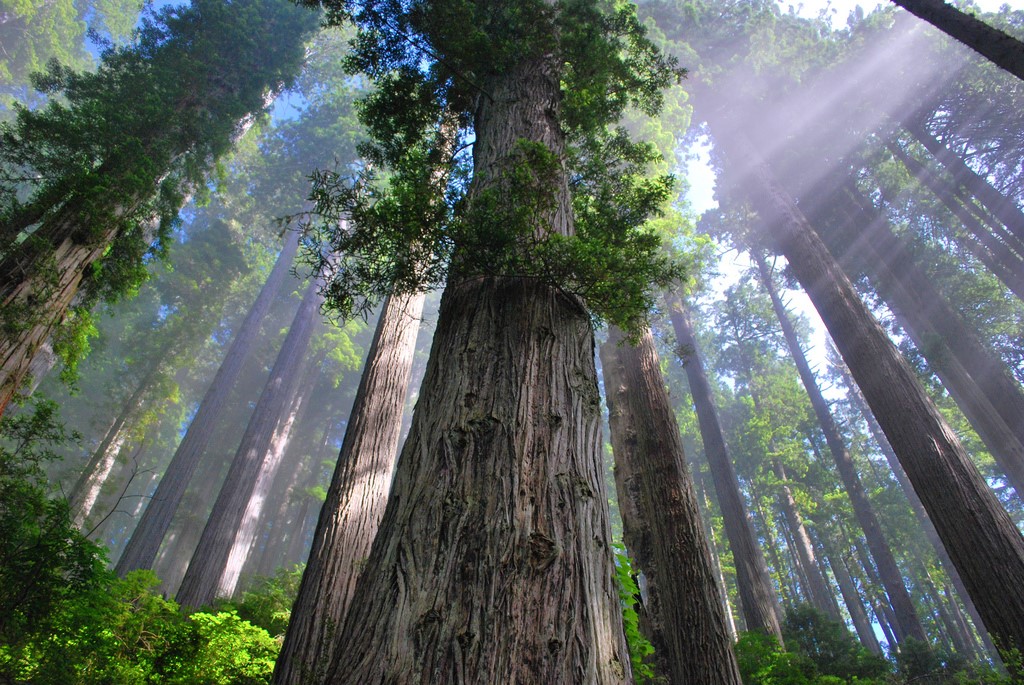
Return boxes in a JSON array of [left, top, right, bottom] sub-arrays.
[[299, 0, 687, 332]]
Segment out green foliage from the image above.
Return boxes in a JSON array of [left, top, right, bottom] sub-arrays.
[[0, 396, 102, 647], [301, 0, 688, 335], [613, 547, 660, 683], [783, 605, 891, 681], [231, 565, 305, 639], [734, 631, 819, 685]]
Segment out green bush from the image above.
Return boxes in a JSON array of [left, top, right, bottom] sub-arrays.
[[782, 605, 891, 681]]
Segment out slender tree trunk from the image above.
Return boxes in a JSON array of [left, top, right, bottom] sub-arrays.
[[218, 353, 316, 599], [601, 325, 742, 683], [721, 127, 1024, 658], [323, 53, 630, 682], [772, 459, 840, 620], [889, 0, 1024, 81], [750, 484, 796, 610], [696, 472, 740, 641], [274, 291, 426, 685], [117, 231, 299, 576], [665, 290, 784, 641], [176, 276, 322, 609], [754, 250, 928, 642], [905, 119, 1024, 241], [855, 542, 905, 645], [821, 534, 883, 655]]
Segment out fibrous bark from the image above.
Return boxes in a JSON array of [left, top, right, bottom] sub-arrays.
[[274, 291, 425, 685], [601, 325, 742, 684]]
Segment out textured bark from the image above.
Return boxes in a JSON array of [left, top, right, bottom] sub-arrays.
[[666, 291, 784, 641], [891, 0, 1024, 81], [176, 277, 321, 609], [601, 325, 742, 684], [274, 291, 426, 685], [218, 354, 315, 598], [838, 363, 1002, 661], [0, 212, 122, 415], [754, 251, 928, 642], [323, 50, 629, 683], [322, 278, 629, 684], [726, 133, 1024, 657], [117, 231, 299, 576]]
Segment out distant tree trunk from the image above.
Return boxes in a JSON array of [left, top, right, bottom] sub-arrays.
[[886, 142, 1024, 300], [821, 534, 883, 655], [722, 127, 1024, 658], [69, 359, 163, 528], [753, 250, 928, 642], [854, 541, 905, 645], [836, 360, 1003, 662], [665, 290, 784, 641], [696, 472, 741, 640], [273, 291, 426, 685], [771, 459, 840, 620], [117, 231, 298, 577], [904, 119, 1024, 242], [750, 484, 797, 610], [833, 186, 1024, 497], [218, 353, 316, 599], [176, 276, 321, 609], [601, 325, 743, 683], [889, 0, 1024, 82]]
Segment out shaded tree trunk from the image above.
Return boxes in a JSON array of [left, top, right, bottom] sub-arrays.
[[117, 230, 299, 576], [274, 291, 426, 685], [890, 0, 1024, 82], [821, 534, 883, 655], [601, 325, 742, 683], [177, 276, 322, 609], [721, 126, 1024, 658], [754, 250, 928, 642], [665, 290, 784, 641]]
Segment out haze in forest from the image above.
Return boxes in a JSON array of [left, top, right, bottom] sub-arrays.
[[1, 0, 1024, 683]]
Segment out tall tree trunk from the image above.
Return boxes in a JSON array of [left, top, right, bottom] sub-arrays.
[[720, 126, 1024, 658], [750, 483, 797, 610], [117, 231, 299, 576], [889, 0, 1024, 82], [665, 290, 784, 641], [835, 358, 1003, 662], [601, 325, 742, 683], [696, 471, 741, 640], [772, 459, 840, 620], [905, 119, 1024, 243], [754, 251, 928, 642], [218, 353, 317, 599], [821, 534, 883, 655], [274, 291, 426, 685], [176, 276, 322, 609], [322, 54, 630, 682]]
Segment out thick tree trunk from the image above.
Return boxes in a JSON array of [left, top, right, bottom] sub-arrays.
[[601, 325, 742, 683], [666, 291, 784, 641], [274, 291, 426, 685], [728, 132, 1024, 658], [837, 362, 1003, 662], [116, 231, 299, 576], [0, 213, 122, 415], [322, 52, 630, 683], [754, 251, 928, 642], [890, 0, 1024, 82], [176, 276, 321, 609]]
